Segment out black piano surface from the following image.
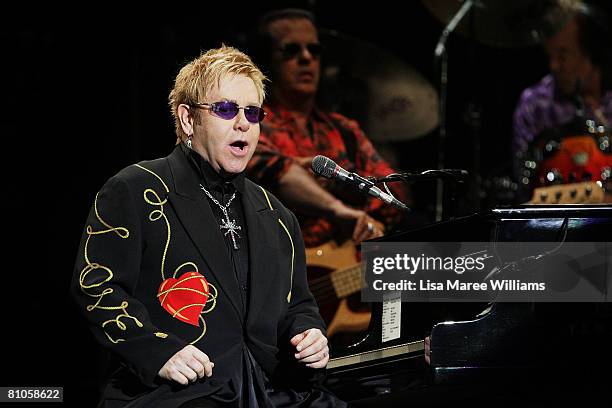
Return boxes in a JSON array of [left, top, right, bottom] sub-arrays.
[[324, 205, 612, 407]]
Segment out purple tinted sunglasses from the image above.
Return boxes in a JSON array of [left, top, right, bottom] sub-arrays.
[[193, 101, 266, 124]]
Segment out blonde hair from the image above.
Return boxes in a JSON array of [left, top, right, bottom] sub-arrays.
[[169, 45, 267, 142]]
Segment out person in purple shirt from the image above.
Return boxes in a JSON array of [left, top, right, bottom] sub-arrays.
[[512, 0, 612, 183]]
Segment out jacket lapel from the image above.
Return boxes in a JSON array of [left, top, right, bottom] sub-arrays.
[[165, 148, 244, 320], [243, 183, 282, 324]]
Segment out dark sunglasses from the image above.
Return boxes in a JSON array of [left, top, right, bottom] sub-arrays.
[[192, 101, 266, 124], [279, 42, 323, 59]]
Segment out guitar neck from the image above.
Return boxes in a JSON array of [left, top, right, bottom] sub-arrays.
[[528, 181, 606, 204], [305, 240, 364, 299], [331, 264, 364, 298]]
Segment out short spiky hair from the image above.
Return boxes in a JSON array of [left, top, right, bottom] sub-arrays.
[[169, 45, 267, 141]]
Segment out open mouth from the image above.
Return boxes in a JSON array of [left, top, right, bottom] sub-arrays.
[[230, 140, 248, 150], [229, 140, 249, 156]]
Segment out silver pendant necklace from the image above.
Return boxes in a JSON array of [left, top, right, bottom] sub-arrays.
[[199, 183, 242, 250]]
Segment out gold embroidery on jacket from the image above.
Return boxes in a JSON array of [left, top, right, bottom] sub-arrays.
[[157, 274, 212, 311], [192, 317, 208, 344], [135, 164, 171, 280], [136, 165, 217, 344], [161, 263, 218, 343], [278, 219, 295, 303], [174, 262, 199, 279], [259, 186, 295, 303], [79, 192, 143, 344]]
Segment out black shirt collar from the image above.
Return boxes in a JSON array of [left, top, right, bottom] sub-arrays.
[[180, 143, 246, 194]]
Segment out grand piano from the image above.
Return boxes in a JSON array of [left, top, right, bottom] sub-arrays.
[[324, 205, 612, 407]]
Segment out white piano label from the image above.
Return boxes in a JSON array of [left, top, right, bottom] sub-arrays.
[[381, 291, 401, 342]]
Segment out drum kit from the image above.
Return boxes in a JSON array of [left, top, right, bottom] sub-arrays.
[[317, 0, 611, 207], [317, 28, 440, 142]]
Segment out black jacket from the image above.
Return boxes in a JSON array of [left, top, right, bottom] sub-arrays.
[[72, 146, 325, 407]]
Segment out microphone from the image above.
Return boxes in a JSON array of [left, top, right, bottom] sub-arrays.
[[311, 155, 409, 211]]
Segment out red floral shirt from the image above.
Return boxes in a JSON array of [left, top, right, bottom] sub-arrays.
[[247, 103, 408, 247]]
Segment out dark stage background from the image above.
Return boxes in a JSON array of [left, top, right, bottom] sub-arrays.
[[4, 1, 610, 406]]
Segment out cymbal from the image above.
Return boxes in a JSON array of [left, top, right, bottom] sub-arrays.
[[422, 0, 540, 48], [318, 29, 439, 142]]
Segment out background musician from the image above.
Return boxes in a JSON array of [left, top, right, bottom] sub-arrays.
[[246, 8, 410, 249], [512, 0, 612, 193]]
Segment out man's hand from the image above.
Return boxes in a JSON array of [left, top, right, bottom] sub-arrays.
[[295, 156, 315, 170], [424, 336, 431, 365], [290, 328, 329, 369], [352, 211, 384, 242], [158, 345, 214, 385], [276, 163, 385, 242], [330, 200, 384, 243]]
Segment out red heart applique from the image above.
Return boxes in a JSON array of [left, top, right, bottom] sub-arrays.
[[157, 272, 209, 326]]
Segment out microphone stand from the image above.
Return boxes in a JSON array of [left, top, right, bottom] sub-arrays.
[[377, 169, 469, 183], [374, 170, 468, 220], [434, 0, 475, 222]]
